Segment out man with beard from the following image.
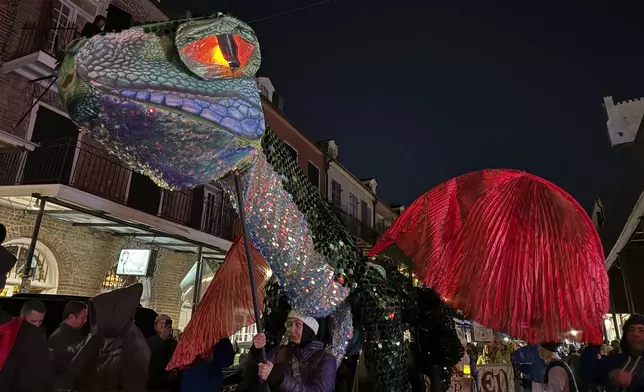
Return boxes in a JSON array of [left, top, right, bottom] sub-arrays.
[[582, 314, 644, 392], [244, 311, 336, 392], [0, 223, 52, 391]]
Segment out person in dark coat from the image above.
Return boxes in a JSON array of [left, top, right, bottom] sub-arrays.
[[181, 337, 235, 392], [81, 15, 106, 38], [49, 301, 88, 392], [0, 223, 53, 392], [581, 314, 644, 392], [147, 314, 179, 391], [69, 283, 150, 392], [244, 311, 337, 392]]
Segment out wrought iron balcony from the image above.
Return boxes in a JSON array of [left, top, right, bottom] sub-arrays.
[[0, 137, 239, 241], [328, 203, 379, 245], [10, 21, 79, 61]]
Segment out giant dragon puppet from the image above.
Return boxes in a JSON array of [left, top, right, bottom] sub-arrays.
[[56, 14, 461, 391]]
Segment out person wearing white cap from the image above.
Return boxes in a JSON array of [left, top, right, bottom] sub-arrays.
[[243, 310, 336, 391]]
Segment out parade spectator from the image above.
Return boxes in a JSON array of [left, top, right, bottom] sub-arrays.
[[181, 337, 235, 392], [565, 345, 582, 391], [243, 311, 336, 392], [20, 300, 46, 327], [81, 15, 107, 38], [0, 223, 52, 391], [478, 344, 496, 365], [147, 314, 179, 392], [49, 301, 88, 392], [520, 343, 578, 392], [69, 284, 150, 391], [581, 314, 644, 392]]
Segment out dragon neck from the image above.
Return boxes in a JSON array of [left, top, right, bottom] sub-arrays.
[[219, 127, 364, 317]]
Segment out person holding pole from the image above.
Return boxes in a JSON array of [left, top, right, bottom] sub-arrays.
[[243, 311, 337, 392]]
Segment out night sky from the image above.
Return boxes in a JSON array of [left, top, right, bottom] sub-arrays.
[[163, 0, 644, 210]]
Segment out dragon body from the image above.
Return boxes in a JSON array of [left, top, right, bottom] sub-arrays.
[[57, 15, 460, 391]]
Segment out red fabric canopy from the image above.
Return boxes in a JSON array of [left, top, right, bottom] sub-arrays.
[[167, 235, 271, 370], [369, 169, 608, 344]]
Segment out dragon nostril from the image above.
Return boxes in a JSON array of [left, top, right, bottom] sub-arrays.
[[61, 71, 75, 89]]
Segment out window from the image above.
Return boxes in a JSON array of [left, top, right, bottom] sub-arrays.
[[331, 180, 342, 206], [349, 193, 358, 217], [49, 0, 98, 53], [1, 238, 59, 296], [233, 323, 257, 344], [283, 142, 298, 163], [307, 162, 320, 188]]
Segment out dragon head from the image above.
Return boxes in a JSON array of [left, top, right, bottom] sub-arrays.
[[57, 15, 264, 189]]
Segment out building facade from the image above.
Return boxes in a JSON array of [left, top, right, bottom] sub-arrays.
[[603, 96, 644, 147], [258, 77, 402, 250], [0, 0, 239, 327], [592, 96, 644, 335]]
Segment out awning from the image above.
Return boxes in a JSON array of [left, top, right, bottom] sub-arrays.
[[180, 261, 216, 302]]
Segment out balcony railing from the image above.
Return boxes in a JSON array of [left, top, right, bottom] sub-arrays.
[[11, 21, 79, 60], [328, 203, 379, 245], [0, 138, 239, 241]]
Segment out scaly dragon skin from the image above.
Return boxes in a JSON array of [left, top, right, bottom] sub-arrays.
[[56, 15, 410, 391]]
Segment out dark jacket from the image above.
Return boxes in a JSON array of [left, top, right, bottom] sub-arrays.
[[181, 337, 235, 392], [70, 284, 150, 392], [244, 340, 336, 392], [146, 334, 178, 390], [512, 344, 547, 382], [580, 315, 644, 392], [81, 22, 102, 38], [49, 322, 86, 391], [0, 311, 53, 392]]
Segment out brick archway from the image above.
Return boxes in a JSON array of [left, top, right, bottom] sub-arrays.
[[4, 224, 78, 293]]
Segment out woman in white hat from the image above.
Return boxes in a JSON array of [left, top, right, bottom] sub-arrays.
[[243, 311, 336, 392]]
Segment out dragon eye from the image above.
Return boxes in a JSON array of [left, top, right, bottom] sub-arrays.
[[182, 34, 255, 71]]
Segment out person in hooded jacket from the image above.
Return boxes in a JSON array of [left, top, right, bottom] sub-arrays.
[[69, 283, 151, 392], [243, 311, 336, 392], [0, 223, 53, 392], [581, 314, 644, 392]]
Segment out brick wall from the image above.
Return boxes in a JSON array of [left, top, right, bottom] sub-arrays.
[[0, 0, 168, 138], [0, 205, 194, 321], [109, 0, 169, 23], [0, 0, 41, 62], [0, 73, 63, 138], [263, 102, 328, 197]]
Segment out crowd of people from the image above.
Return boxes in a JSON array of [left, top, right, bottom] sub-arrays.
[[1, 217, 643, 392]]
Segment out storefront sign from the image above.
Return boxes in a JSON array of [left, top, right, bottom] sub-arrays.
[[473, 321, 494, 342], [117, 249, 152, 276], [478, 365, 514, 392]]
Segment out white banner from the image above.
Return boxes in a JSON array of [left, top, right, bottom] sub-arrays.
[[473, 321, 494, 343], [449, 377, 474, 392], [424, 376, 474, 392], [478, 364, 515, 392]]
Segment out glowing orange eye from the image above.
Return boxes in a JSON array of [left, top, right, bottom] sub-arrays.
[[182, 34, 255, 71]]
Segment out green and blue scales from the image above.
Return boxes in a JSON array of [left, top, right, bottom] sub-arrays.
[[56, 14, 461, 391]]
